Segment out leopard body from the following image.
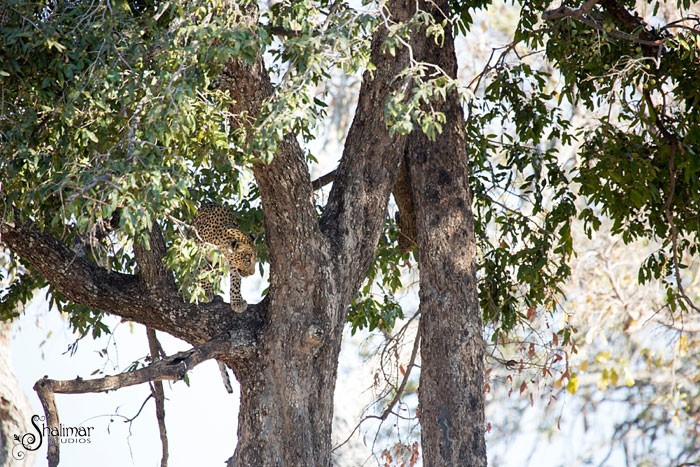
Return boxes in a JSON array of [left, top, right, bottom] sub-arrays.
[[191, 204, 256, 313]]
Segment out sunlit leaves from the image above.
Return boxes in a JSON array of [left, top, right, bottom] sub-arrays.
[[467, 55, 577, 335], [250, 0, 376, 161], [164, 235, 229, 304]]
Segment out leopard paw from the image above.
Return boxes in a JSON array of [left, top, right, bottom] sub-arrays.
[[230, 298, 247, 313]]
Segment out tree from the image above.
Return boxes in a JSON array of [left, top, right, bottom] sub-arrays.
[[2, 0, 700, 466], [1, 0, 484, 465]]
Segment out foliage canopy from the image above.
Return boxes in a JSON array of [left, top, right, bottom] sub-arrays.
[[1, 0, 699, 464], [1, 0, 699, 373]]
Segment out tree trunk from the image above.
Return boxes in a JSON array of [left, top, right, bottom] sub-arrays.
[[0, 321, 36, 467], [225, 1, 414, 465], [407, 2, 487, 465]]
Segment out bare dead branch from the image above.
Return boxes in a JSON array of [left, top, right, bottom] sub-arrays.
[[217, 361, 234, 394], [34, 384, 60, 467], [33, 332, 232, 467], [332, 318, 421, 453], [147, 328, 168, 467], [125, 393, 154, 423], [378, 332, 421, 421]]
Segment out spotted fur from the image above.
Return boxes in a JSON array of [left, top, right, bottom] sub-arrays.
[[192, 204, 256, 313]]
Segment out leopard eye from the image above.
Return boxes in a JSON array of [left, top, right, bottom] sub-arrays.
[[230, 239, 239, 249]]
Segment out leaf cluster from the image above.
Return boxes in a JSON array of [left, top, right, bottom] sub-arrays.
[[0, 0, 260, 334]]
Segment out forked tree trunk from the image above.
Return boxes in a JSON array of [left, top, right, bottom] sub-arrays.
[[0, 1, 487, 465], [225, 1, 415, 464], [226, 0, 487, 463]]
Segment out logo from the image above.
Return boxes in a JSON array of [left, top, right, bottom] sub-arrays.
[[12, 415, 94, 461]]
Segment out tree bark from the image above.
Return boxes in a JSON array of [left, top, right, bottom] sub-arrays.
[[0, 1, 487, 465], [223, 2, 415, 464], [407, 2, 487, 465], [0, 321, 36, 467], [0, 1, 415, 465]]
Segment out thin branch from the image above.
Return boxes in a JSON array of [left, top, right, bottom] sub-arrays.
[[332, 320, 421, 453], [644, 91, 700, 314], [134, 224, 178, 294], [662, 143, 700, 314], [125, 394, 154, 423], [147, 328, 168, 467], [33, 332, 232, 467], [265, 25, 303, 38], [217, 360, 234, 394], [311, 169, 337, 191], [378, 332, 421, 421]]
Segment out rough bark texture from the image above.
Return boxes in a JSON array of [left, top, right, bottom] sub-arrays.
[[0, 2, 415, 465], [0, 1, 487, 465], [393, 152, 418, 253], [407, 2, 487, 465], [0, 321, 36, 467], [217, 2, 414, 463]]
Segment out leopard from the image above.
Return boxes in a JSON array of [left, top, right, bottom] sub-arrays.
[[191, 204, 256, 313]]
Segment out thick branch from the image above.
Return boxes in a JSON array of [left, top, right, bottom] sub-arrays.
[[394, 154, 417, 253], [34, 332, 233, 467], [36, 333, 237, 394], [320, 0, 415, 297], [311, 169, 337, 191], [0, 220, 263, 351], [543, 0, 663, 48], [312, 163, 417, 253]]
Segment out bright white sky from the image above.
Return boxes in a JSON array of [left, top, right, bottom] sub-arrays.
[[11, 295, 241, 467]]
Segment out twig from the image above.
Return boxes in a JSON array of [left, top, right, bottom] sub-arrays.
[[332, 323, 421, 453], [378, 332, 421, 421], [124, 394, 154, 423]]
